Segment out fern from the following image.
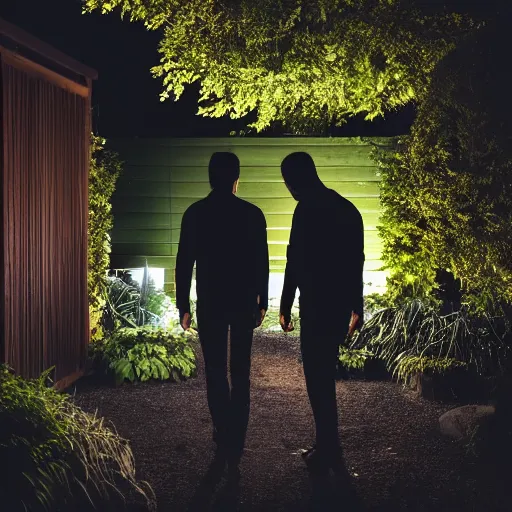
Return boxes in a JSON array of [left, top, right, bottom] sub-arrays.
[[90, 327, 197, 384]]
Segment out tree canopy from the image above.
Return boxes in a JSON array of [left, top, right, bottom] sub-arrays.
[[83, 0, 471, 132]]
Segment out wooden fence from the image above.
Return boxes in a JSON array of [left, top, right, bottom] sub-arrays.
[[0, 17, 96, 383]]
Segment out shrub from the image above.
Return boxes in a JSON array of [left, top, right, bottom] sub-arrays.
[[338, 347, 373, 371], [88, 136, 122, 342], [370, 20, 512, 312], [91, 327, 197, 385], [351, 299, 511, 383], [104, 275, 161, 331], [103, 267, 177, 333], [0, 365, 155, 511]]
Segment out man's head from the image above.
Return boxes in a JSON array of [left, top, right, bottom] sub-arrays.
[[209, 152, 240, 192], [281, 152, 321, 200]]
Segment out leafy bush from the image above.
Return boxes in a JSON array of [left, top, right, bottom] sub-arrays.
[[351, 300, 511, 383], [104, 276, 161, 330], [0, 365, 155, 511], [91, 328, 197, 385], [88, 136, 122, 342], [338, 347, 373, 371], [370, 20, 512, 312], [103, 267, 177, 334]]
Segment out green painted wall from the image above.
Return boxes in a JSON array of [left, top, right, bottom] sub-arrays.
[[108, 137, 389, 296]]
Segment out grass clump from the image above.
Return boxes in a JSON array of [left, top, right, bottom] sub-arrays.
[[351, 299, 510, 383], [0, 364, 155, 511]]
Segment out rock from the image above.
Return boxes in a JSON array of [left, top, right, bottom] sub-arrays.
[[439, 405, 496, 440]]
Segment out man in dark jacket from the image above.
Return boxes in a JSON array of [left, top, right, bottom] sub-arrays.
[[175, 152, 269, 474], [279, 152, 365, 474]]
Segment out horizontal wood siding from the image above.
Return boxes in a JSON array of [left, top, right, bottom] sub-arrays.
[[109, 138, 388, 296]]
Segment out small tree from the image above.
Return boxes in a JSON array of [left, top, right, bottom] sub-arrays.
[[88, 136, 122, 341]]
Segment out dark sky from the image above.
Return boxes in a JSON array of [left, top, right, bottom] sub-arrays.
[[0, 0, 502, 138]]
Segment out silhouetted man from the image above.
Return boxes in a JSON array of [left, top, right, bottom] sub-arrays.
[[175, 152, 269, 476], [279, 152, 365, 474]]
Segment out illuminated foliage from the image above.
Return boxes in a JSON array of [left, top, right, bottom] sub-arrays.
[[83, 0, 471, 132], [351, 300, 510, 381], [0, 365, 155, 510], [88, 136, 122, 341], [373, 22, 512, 312], [90, 327, 197, 384]]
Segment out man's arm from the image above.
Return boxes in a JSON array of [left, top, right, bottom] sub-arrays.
[[256, 211, 270, 312], [175, 208, 196, 319], [280, 203, 304, 322], [351, 207, 365, 322]]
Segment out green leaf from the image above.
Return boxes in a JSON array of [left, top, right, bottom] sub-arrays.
[[83, 0, 471, 133], [113, 359, 132, 382]]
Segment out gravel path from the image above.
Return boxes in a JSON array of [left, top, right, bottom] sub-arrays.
[[73, 333, 507, 511]]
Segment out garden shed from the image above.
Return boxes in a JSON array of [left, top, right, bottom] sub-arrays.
[[0, 17, 96, 385], [108, 137, 388, 303]]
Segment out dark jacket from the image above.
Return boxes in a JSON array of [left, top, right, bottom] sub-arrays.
[[280, 186, 365, 318], [175, 189, 269, 317]]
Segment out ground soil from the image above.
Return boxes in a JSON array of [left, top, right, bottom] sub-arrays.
[[72, 333, 510, 512]]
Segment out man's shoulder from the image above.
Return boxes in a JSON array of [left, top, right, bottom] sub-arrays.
[[234, 196, 265, 218], [326, 188, 362, 217], [183, 197, 207, 217]]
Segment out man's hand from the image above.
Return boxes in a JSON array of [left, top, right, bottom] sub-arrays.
[[256, 308, 266, 328], [347, 311, 360, 337], [180, 312, 191, 331], [255, 295, 266, 328], [279, 313, 294, 332]]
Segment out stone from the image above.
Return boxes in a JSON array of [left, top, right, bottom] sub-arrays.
[[439, 405, 496, 440]]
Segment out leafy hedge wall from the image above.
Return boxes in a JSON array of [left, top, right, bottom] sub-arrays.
[[88, 136, 122, 341], [372, 21, 512, 314]]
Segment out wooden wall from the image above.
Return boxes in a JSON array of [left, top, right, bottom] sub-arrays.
[[1, 50, 91, 381], [108, 137, 388, 298]]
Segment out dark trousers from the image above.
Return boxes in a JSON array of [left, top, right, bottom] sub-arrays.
[[197, 308, 254, 457], [300, 307, 352, 452]]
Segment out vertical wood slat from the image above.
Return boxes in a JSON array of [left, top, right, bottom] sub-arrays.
[[0, 62, 3, 367], [1, 56, 90, 380]]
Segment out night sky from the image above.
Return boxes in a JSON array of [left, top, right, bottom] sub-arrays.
[[0, 0, 504, 138]]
